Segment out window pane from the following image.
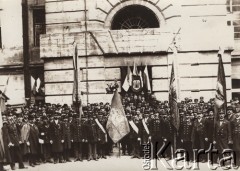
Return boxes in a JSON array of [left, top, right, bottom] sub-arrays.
[[233, 6, 240, 12], [233, 0, 240, 5], [232, 79, 240, 89], [234, 26, 240, 32], [233, 20, 240, 26], [234, 32, 240, 38]]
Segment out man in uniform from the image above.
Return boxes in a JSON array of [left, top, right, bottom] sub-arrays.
[[191, 110, 207, 162], [49, 113, 64, 164], [62, 115, 72, 162], [213, 110, 233, 164], [7, 116, 27, 170]]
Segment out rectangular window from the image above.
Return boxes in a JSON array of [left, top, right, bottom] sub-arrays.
[[33, 9, 46, 47]]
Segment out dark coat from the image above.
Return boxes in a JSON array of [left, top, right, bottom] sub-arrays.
[[162, 118, 175, 142], [149, 118, 163, 141], [71, 119, 84, 143], [232, 119, 240, 152], [180, 119, 193, 142], [214, 119, 232, 151], [191, 118, 206, 149], [139, 118, 151, 144], [7, 123, 21, 146], [62, 122, 71, 149], [49, 121, 63, 153], [205, 118, 214, 142], [96, 120, 107, 144], [2, 123, 12, 163], [39, 123, 51, 144], [85, 119, 98, 143], [28, 124, 39, 154]]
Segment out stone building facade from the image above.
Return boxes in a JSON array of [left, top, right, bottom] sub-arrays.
[[0, 0, 240, 105]]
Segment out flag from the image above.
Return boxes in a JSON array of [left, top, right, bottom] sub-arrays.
[[143, 65, 151, 92], [133, 61, 138, 76], [169, 60, 180, 131], [0, 94, 6, 160], [36, 78, 41, 93], [139, 70, 143, 88], [3, 76, 9, 94], [73, 42, 78, 70], [72, 42, 78, 102], [215, 48, 227, 109], [106, 91, 130, 143], [31, 76, 37, 95], [122, 66, 133, 92]]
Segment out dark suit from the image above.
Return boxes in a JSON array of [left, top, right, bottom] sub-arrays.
[[62, 122, 72, 161], [7, 123, 25, 169], [214, 119, 232, 153], [28, 124, 39, 165], [232, 119, 240, 165], [49, 120, 64, 162]]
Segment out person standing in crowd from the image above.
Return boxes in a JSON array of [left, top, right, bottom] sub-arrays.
[[86, 114, 98, 161], [49, 113, 64, 164], [96, 113, 107, 159], [149, 112, 163, 159], [71, 115, 84, 162], [7, 116, 27, 170], [28, 115, 40, 167], [39, 116, 53, 163], [180, 113, 194, 162], [213, 109, 233, 164], [62, 116, 72, 162], [191, 110, 207, 162]]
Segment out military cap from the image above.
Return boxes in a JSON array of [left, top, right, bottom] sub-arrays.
[[227, 106, 233, 111], [219, 109, 225, 114]]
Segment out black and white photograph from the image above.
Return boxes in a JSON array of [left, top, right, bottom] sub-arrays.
[[0, 0, 240, 170]]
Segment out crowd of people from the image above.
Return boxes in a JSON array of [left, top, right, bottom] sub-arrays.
[[0, 91, 240, 170]]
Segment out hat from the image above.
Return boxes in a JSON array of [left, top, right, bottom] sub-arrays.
[[219, 109, 225, 114], [227, 106, 233, 111]]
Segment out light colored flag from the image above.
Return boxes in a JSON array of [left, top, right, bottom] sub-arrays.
[[133, 61, 138, 76], [73, 42, 78, 70], [31, 76, 37, 95], [36, 78, 41, 93], [3, 76, 10, 94], [143, 65, 151, 92], [106, 91, 130, 143], [122, 66, 133, 92]]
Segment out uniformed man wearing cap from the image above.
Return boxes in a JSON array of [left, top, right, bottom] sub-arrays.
[[213, 109, 233, 163], [180, 113, 194, 162], [28, 115, 40, 167], [7, 116, 27, 170], [71, 114, 84, 162], [62, 115, 72, 162], [49, 113, 64, 164], [191, 110, 207, 162], [39, 116, 53, 163]]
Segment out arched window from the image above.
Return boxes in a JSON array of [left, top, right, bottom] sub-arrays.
[[111, 5, 160, 30]]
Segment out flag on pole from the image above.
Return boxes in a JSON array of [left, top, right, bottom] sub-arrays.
[[36, 78, 41, 93], [73, 42, 78, 70], [215, 48, 227, 109], [169, 59, 180, 131], [139, 70, 143, 88], [133, 61, 138, 76], [122, 66, 133, 92], [3, 76, 10, 94], [31, 76, 37, 95], [106, 91, 130, 143], [72, 42, 78, 102], [143, 65, 151, 92]]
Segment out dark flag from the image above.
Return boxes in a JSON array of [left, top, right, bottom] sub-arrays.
[[169, 60, 180, 131], [214, 48, 227, 120], [106, 91, 130, 143]]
